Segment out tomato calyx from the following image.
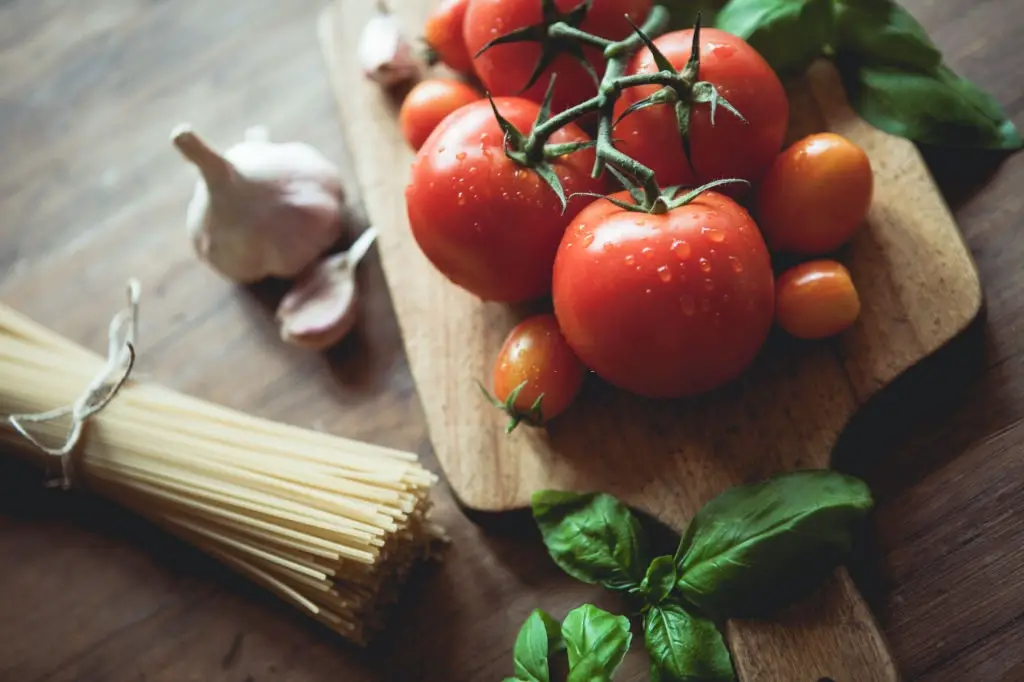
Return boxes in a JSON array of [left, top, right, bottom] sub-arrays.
[[474, 0, 602, 93], [570, 171, 749, 215], [478, 380, 545, 434], [487, 78, 597, 210], [614, 13, 747, 173]]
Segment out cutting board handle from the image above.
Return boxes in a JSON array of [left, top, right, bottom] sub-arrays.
[[726, 567, 900, 682]]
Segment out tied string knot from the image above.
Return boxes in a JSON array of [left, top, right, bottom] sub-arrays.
[[6, 279, 141, 489]]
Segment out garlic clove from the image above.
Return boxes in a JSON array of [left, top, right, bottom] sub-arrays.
[[276, 227, 379, 350], [359, 1, 421, 87]]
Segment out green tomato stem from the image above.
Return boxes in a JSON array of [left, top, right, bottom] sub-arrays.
[[548, 22, 613, 50]]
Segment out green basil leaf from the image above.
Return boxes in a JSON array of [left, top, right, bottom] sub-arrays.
[[833, 0, 940, 72], [645, 604, 734, 682], [713, 0, 833, 75], [513, 609, 564, 682], [675, 470, 873, 619], [561, 604, 632, 681], [641, 555, 678, 605], [842, 63, 1023, 150], [532, 490, 647, 590]]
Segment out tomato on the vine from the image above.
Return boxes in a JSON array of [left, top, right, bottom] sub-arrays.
[[487, 313, 587, 431], [552, 189, 775, 398], [756, 132, 874, 255], [406, 96, 604, 302], [399, 78, 480, 151], [463, 0, 652, 114], [612, 28, 788, 191], [424, 0, 474, 75], [775, 259, 861, 340]]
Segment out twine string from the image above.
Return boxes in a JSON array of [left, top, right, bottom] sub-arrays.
[[5, 279, 140, 489]]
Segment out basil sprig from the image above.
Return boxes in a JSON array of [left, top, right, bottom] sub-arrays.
[[712, 0, 1022, 149], [518, 470, 873, 681]]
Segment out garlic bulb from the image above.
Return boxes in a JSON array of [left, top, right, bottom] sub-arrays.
[[359, 1, 420, 87], [172, 124, 346, 284], [276, 227, 379, 350]]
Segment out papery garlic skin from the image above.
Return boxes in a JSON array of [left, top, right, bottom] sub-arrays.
[[173, 124, 346, 284], [358, 4, 420, 87]]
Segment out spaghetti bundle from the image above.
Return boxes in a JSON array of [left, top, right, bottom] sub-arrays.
[[0, 283, 443, 645]]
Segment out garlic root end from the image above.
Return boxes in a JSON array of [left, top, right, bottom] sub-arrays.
[[171, 124, 234, 185]]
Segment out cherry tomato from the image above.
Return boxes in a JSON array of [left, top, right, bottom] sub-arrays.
[[552, 190, 775, 398], [489, 313, 587, 431], [399, 78, 480, 151], [756, 133, 874, 255], [612, 28, 788, 192], [406, 96, 604, 302], [424, 0, 474, 74], [464, 0, 652, 114], [775, 259, 860, 339]]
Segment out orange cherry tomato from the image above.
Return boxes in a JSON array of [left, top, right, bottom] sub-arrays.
[[399, 78, 480, 151], [424, 0, 473, 75], [489, 314, 587, 432], [775, 259, 861, 339], [756, 132, 873, 255]]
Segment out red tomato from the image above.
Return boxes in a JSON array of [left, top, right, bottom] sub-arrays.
[[424, 0, 474, 74], [613, 28, 789, 191], [406, 97, 604, 302], [775, 259, 861, 339], [756, 132, 873, 255], [489, 313, 587, 431], [552, 190, 775, 398], [464, 0, 652, 114], [399, 78, 480, 151]]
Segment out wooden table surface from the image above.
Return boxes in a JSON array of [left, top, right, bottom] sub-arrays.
[[1, 1, 1022, 680]]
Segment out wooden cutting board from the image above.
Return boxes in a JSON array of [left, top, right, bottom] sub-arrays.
[[319, 3, 981, 680]]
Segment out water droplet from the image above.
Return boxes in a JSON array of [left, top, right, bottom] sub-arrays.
[[501, 191, 509, 199], [479, 133, 490, 143], [703, 279, 714, 292], [641, 247, 654, 259], [672, 239, 691, 259], [722, 294, 730, 304], [456, 151, 467, 161], [469, 167, 478, 175], [581, 233, 594, 247], [429, 182, 435, 190], [699, 257, 711, 273], [515, 169, 527, 180], [624, 254, 635, 265], [457, 192, 466, 206], [705, 228, 725, 243], [681, 295, 696, 316], [729, 256, 744, 273], [645, 288, 652, 295], [700, 298, 712, 312], [469, 185, 476, 192], [657, 265, 672, 282]]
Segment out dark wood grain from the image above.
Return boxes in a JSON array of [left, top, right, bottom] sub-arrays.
[[0, 1, 1022, 681]]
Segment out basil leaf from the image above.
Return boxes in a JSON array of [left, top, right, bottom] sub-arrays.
[[561, 604, 632, 681], [513, 609, 564, 682], [645, 604, 734, 682], [833, 0, 940, 72], [713, 0, 834, 75], [532, 490, 647, 590], [842, 63, 1023, 150], [675, 470, 873, 619], [641, 555, 677, 605]]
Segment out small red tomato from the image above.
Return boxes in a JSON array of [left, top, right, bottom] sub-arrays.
[[424, 0, 474, 74], [756, 132, 874, 255], [406, 96, 604, 302], [399, 78, 480, 150], [488, 314, 587, 431], [552, 190, 775, 399], [775, 259, 861, 339], [612, 28, 789, 192], [464, 0, 652, 114]]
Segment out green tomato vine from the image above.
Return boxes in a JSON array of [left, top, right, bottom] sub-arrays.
[[475, 1, 748, 213]]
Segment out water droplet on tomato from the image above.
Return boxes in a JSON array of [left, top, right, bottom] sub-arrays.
[[703, 279, 714, 292], [700, 298, 712, 312], [469, 167, 478, 175], [705, 228, 725, 243], [672, 240, 691, 259], [641, 247, 654, 259], [624, 254, 635, 265], [515, 169, 527, 180], [729, 256, 743, 273], [645, 288, 652, 295], [680, 295, 696, 316], [480, 133, 490, 144], [457, 192, 466, 205], [657, 266, 672, 282], [456, 151, 468, 161], [581, 233, 594, 247], [699, 257, 711, 273]]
